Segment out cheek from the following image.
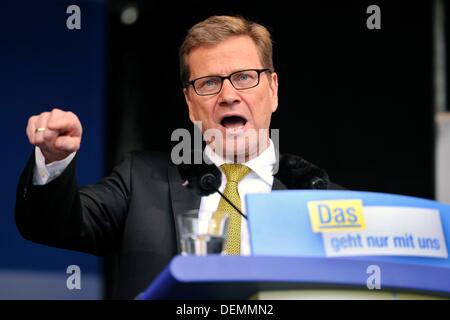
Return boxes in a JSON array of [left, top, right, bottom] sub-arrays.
[[246, 96, 273, 126], [191, 100, 216, 122]]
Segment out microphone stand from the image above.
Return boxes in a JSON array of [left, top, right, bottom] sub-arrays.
[[215, 189, 247, 220], [201, 176, 248, 220]]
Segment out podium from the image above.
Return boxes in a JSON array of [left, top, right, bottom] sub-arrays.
[[138, 191, 450, 299], [137, 255, 450, 299]]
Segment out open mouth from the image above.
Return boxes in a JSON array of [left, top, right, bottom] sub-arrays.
[[220, 115, 247, 130]]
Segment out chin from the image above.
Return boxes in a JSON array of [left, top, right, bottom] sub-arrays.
[[204, 124, 270, 162], [220, 135, 262, 163]]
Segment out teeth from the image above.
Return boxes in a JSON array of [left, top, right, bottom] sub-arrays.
[[225, 123, 246, 135]]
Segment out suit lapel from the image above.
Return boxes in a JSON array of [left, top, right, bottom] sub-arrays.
[[167, 164, 201, 253], [272, 177, 287, 190]]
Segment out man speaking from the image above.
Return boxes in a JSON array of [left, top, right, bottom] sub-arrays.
[[15, 15, 341, 299]]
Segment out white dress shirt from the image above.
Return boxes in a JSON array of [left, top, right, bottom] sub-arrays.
[[200, 140, 277, 255], [33, 140, 277, 255], [33, 147, 76, 185]]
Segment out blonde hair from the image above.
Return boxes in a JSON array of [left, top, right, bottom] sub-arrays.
[[179, 15, 274, 84]]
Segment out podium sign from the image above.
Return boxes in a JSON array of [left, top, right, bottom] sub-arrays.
[[246, 191, 450, 268], [138, 191, 450, 299]]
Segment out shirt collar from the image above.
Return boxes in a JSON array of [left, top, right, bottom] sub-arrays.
[[204, 139, 277, 186]]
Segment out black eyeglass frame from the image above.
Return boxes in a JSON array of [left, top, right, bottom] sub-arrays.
[[184, 68, 272, 96]]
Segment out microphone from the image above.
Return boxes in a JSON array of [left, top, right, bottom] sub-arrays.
[[177, 151, 329, 220], [178, 159, 221, 197], [275, 153, 329, 190], [177, 153, 247, 220]]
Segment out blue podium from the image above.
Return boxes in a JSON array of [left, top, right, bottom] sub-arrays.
[[137, 255, 450, 299], [138, 191, 450, 300]]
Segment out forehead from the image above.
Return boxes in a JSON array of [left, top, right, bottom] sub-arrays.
[[187, 35, 263, 79]]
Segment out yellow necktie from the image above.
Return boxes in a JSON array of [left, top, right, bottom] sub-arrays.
[[213, 164, 251, 255]]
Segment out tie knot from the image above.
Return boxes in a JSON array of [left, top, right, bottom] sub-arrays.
[[221, 164, 251, 183]]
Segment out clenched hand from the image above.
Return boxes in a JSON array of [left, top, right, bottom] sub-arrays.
[[26, 108, 82, 164]]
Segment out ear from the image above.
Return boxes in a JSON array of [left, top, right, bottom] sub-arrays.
[[269, 72, 279, 113], [183, 87, 197, 124]]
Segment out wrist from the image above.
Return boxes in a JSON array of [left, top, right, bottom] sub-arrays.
[[41, 149, 69, 165]]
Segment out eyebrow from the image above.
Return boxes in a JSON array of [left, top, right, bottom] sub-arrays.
[[194, 68, 263, 79]]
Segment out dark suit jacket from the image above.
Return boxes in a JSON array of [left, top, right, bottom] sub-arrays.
[[15, 150, 343, 299]]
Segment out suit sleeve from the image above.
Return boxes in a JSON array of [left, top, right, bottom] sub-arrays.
[[15, 150, 132, 256], [327, 182, 347, 190]]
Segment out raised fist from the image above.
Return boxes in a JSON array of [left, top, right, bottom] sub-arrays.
[[26, 108, 82, 164]]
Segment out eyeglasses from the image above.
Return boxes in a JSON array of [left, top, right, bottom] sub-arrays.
[[185, 68, 272, 96]]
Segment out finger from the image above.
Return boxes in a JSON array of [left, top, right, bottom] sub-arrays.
[[26, 115, 38, 145], [43, 128, 59, 152], [33, 112, 51, 147], [53, 136, 81, 152], [47, 110, 82, 137]]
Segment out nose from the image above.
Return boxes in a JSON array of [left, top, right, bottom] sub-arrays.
[[218, 79, 241, 107]]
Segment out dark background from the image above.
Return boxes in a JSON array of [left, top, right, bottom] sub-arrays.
[[107, 0, 435, 200]]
